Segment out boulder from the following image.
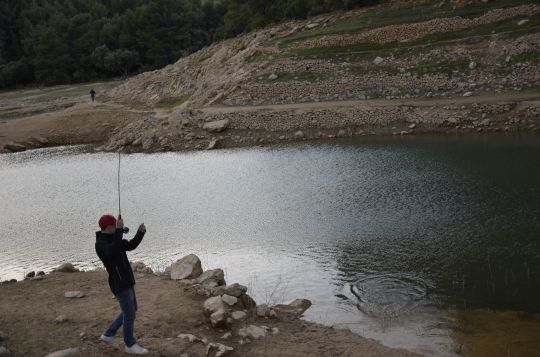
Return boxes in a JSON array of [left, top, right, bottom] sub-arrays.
[[196, 269, 226, 288], [37, 271, 45, 276], [170, 254, 203, 280], [463, 91, 473, 97], [204, 296, 226, 315], [131, 261, 153, 274], [274, 298, 312, 316], [210, 310, 228, 328], [203, 120, 230, 133], [469, 61, 477, 70], [224, 283, 247, 297], [44, 348, 80, 357], [206, 342, 233, 357], [64, 291, 85, 299], [268, 73, 278, 80], [221, 294, 238, 306], [25, 271, 35, 279], [237, 293, 257, 310], [231, 311, 247, 321], [256, 304, 270, 317], [4, 143, 26, 152], [238, 325, 266, 340], [54, 263, 79, 273], [294, 130, 304, 139]]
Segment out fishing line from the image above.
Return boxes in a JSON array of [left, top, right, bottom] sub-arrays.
[[117, 150, 129, 233]]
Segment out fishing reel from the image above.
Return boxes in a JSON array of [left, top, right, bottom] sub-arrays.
[[118, 214, 129, 234]]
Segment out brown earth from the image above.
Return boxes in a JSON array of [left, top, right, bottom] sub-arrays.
[[0, 271, 419, 357]]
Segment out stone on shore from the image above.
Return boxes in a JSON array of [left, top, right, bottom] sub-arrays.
[[224, 283, 247, 297], [170, 254, 203, 280], [25, 271, 35, 279], [131, 261, 153, 274], [238, 325, 267, 340], [178, 333, 201, 343], [196, 269, 226, 288], [54, 263, 79, 273], [44, 348, 80, 357], [203, 119, 230, 133], [231, 310, 247, 321], [64, 291, 85, 299], [206, 342, 233, 357], [221, 294, 238, 306], [4, 143, 26, 152], [274, 298, 312, 316]]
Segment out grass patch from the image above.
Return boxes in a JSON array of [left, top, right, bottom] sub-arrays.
[[409, 60, 471, 77], [512, 50, 540, 63], [248, 51, 283, 63], [349, 60, 470, 77], [283, 13, 540, 61], [157, 92, 193, 108], [417, 13, 540, 44], [279, 0, 532, 47]]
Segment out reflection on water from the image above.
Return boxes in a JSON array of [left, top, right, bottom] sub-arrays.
[[0, 135, 539, 356]]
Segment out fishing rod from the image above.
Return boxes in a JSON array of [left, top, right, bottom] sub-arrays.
[[117, 150, 129, 234]]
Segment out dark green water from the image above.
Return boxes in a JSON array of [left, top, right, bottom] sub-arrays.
[[1, 134, 539, 355]]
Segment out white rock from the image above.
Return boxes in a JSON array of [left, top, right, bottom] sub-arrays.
[[373, 56, 384, 65], [408, 123, 417, 129], [64, 291, 85, 299], [271, 327, 279, 335], [463, 91, 473, 97], [231, 310, 247, 320], [170, 254, 203, 280], [54, 263, 79, 273], [206, 342, 233, 357], [256, 304, 269, 317], [204, 296, 226, 315], [517, 19, 529, 26], [178, 333, 200, 343], [44, 348, 80, 357], [268, 73, 278, 80], [221, 294, 238, 306], [210, 309, 228, 328], [238, 325, 267, 339], [203, 120, 230, 133], [294, 130, 304, 139], [469, 61, 477, 70], [221, 332, 232, 340], [55, 315, 67, 323]]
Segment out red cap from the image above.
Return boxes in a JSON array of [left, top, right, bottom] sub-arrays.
[[99, 214, 117, 230]]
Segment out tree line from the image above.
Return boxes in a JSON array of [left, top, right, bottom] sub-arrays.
[[0, 0, 377, 89]]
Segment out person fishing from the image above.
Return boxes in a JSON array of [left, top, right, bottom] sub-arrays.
[[90, 88, 96, 102], [95, 214, 149, 355]]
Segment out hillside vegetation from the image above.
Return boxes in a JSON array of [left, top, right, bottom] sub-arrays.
[[0, 0, 378, 88]]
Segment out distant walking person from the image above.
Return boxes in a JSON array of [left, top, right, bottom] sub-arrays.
[[95, 214, 149, 355], [90, 88, 96, 102]]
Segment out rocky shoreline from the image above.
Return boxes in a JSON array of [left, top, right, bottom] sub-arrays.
[[0, 256, 418, 357]]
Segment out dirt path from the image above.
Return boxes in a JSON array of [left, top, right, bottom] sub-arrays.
[[201, 91, 540, 114]]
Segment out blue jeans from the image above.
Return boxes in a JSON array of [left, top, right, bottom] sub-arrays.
[[103, 286, 138, 347]]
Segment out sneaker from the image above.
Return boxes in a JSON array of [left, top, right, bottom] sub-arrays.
[[99, 334, 119, 349], [125, 343, 149, 355]]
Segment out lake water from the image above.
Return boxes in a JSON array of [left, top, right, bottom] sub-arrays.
[[1, 135, 539, 356]]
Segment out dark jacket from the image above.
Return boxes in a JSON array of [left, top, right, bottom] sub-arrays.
[[95, 228, 145, 295]]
